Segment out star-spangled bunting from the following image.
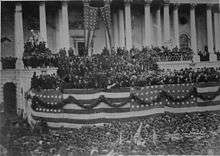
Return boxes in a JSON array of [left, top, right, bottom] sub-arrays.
[[131, 84, 197, 111]]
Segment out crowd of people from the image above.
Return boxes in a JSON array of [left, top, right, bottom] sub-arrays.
[[30, 67, 220, 89], [1, 111, 220, 155]]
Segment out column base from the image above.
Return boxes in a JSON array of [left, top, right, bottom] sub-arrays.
[[193, 54, 200, 62], [16, 59, 24, 69], [209, 53, 217, 62]]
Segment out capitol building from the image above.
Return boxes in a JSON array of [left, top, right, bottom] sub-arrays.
[[1, 0, 220, 61]]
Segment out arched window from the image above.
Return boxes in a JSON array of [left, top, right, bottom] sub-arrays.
[[179, 34, 191, 48]]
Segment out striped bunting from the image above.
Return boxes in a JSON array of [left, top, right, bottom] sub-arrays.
[[27, 82, 220, 128]]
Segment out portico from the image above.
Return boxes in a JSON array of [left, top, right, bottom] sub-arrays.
[[1, 0, 220, 65]]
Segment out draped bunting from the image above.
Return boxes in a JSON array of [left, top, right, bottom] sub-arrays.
[[84, 2, 112, 55], [26, 83, 220, 128], [28, 84, 220, 111]]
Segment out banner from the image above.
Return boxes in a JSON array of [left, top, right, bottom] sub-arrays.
[[84, 2, 112, 55], [84, 3, 99, 56], [100, 3, 112, 52]]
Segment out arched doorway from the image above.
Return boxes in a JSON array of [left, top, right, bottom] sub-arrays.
[[3, 83, 17, 115]]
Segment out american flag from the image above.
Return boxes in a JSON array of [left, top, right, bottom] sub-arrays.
[[100, 4, 111, 30], [84, 5, 99, 31], [130, 83, 197, 111], [27, 83, 220, 128], [84, 4, 99, 54], [100, 3, 112, 50]]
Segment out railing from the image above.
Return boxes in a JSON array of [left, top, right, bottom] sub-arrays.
[[22, 56, 58, 68]]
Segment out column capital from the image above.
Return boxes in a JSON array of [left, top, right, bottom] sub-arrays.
[[163, 0, 170, 6], [15, 2, 22, 12], [83, 0, 90, 5], [39, 1, 45, 5], [144, 0, 152, 5], [124, 0, 132, 4], [206, 4, 213, 9], [173, 3, 180, 9], [62, 1, 68, 5], [104, 0, 112, 4], [190, 3, 197, 9]]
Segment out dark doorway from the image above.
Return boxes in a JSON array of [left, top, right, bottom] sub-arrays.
[[78, 42, 86, 56], [3, 83, 17, 115]]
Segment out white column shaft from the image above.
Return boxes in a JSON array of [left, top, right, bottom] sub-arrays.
[[0, 1, 2, 69], [125, 2, 132, 50], [15, 3, 24, 69], [144, 3, 151, 46], [190, 4, 199, 62], [214, 13, 220, 51], [206, 5, 217, 61], [190, 6, 197, 53], [119, 9, 125, 48], [39, 2, 47, 44], [57, 8, 62, 50], [62, 2, 70, 54], [163, 4, 170, 44], [113, 12, 119, 48], [156, 8, 162, 47], [207, 7, 214, 53], [173, 6, 179, 48]]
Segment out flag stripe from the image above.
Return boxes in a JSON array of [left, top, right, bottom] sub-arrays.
[[63, 107, 130, 114], [32, 104, 220, 125], [63, 92, 130, 100], [31, 107, 164, 120], [197, 86, 220, 93], [197, 95, 220, 102], [62, 97, 129, 104], [63, 88, 130, 94], [197, 82, 220, 87]]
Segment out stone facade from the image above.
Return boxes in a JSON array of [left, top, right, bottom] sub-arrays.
[[1, 0, 220, 57]]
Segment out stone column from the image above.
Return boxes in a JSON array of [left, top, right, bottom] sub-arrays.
[[61, 1, 70, 55], [39, 1, 47, 45], [163, 1, 170, 46], [57, 8, 63, 51], [144, 0, 152, 47], [156, 6, 162, 47], [124, 0, 132, 50], [206, 4, 217, 61], [173, 4, 179, 48], [113, 11, 119, 48], [0, 1, 2, 69], [119, 9, 125, 48], [0, 1, 2, 107], [214, 12, 220, 52], [15, 2, 24, 69], [190, 3, 199, 62]]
